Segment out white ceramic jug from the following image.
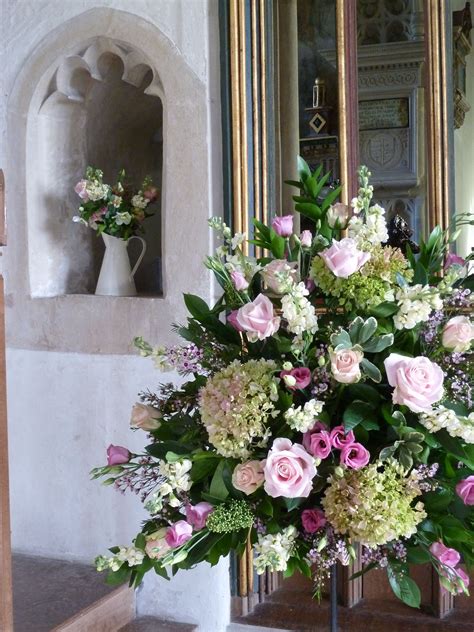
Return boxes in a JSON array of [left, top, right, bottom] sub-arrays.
[[95, 233, 146, 296]]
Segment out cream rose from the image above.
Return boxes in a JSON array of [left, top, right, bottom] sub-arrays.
[[130, 403, 161, 431], [232, 460, 265, 494], [442, 316, 474, 353], [330, 348, 363, 384]]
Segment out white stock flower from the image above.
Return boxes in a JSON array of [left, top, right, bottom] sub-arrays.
[[86, 181, 110, 201], [254, 526, 297, 574], [144, 459, 193, 514], [231, 232, 246, 250], [132, 194, 149, 209], [281, 282, 318, 336], [393, 284, 442, 330], [348, 204, 388, 246], [420, 406, 474, 444], [284, 399, 324, 432], [116, 546, 145, 567]]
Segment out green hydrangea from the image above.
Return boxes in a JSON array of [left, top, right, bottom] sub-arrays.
[[321, 460, 426, 547], [206, 500, 254, 533]]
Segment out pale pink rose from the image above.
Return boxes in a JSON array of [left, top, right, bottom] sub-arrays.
[[444, 252, 465, 270], [280, 367, 312, 390], [236, 294, 280, 341], [261, 259, 298, 294], [185, 502, 213, 530], [384, 353, 444, 413], [145, 529, 170, 560], [130, 403, 161, 431], [430, 541, 461, 568], [303, 422, 328, 452], [456, 476, 474, 505], [263, 438, 316, 498], [300, 230, 313, 248], [301, 508, 327, 533], [306, 431, 332, 459], [272, 214, 293, 237], [106, 444, 130, 465], [442, 316, 474, 353], [230, 269, 249, 291], [165, 520, 193, 548], [320, 238, 371, 278], [327, 203, 350, 229], [340, 442, 370, 469], [143, 186, 158, 201], [74, 179, 89, 201], [330, 348, 363, 384], [227, 310, 245, 331], [330, 425, 355, 450], [232, 460, 265, 494]]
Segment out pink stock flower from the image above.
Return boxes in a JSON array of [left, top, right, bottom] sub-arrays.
[[384, 353, 444, 413], [165, 520, 193, 548], [330, 425, 355, 450], [236, 294, 280, 341], [106, 444, 130, 465], [319, 238, 371, 278], [232, 460, 265, 494], [340, 443, 370, 469], [272, 214, 293, 237], [456, 476, 474, 505], [227, 310, 245, 331], [143, 186, 158, 201], [301, 508, 327, 533], [280, 367, 312, 390], [300, 230, 313, 248], [263, 438, 316, 498], [185, 502, 214, 530], [230, 270, 249, 291], [442, 316, 474, 353], [306, 431, 332, 459], [74, 179, 89, 201], [430, 541, 461, 568]]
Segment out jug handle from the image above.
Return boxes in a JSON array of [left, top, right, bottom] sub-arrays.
[[128, 236, 147, 280]]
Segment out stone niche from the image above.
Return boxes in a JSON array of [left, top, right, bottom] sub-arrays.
[[29, 38, 163, 297]]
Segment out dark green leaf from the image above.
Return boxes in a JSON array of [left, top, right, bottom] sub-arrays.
[[406, 546, 431, 564], [343, 401, 377, 432], [369, 302, 399, 318], [183, 293, 211, 319], [387, 566, 421, 608], [210, 460, 230, 501]]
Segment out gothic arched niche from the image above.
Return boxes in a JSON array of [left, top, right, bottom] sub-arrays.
[[29, 37, 163, 297]]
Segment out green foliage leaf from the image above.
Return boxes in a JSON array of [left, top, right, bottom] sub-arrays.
[[360, 358, 382, 383], [369, 302, 399, 317], [145, 441, 190, 459], [295, 202, 322, 221], [210, 460, 230, 501], [184, 293, 211, 319], [362, 334, 394, 353], [359, 317, 378, 343], [297, 156, 311, 181], [387, 565, 421, 608], [343, 401, 377, 432], [406, 546, 431, 564], [346, 383, 381, 405]]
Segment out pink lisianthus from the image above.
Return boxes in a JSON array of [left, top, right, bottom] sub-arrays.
[[340, 442, 370, 469], [302, 422, 328, 452], [230, 269, 249, 291], [280, 367, 312, 390], [384, 353, 444, 413], [301, 508, 327, 533], [444, 252, 465, 270], [456, 476, 474, 505], [330, 425, 355, 450], [106, 444, 130, 465], [430, 541, 461, 568], [232, 460, 265, 494], [236, 294, 280, 341], [263, 438, 316, 498], [227, 310, 245, 331], [185, 502, 214, 530], [272, 214, 293, 237], [319, 238, 371, 278], [74, 179, 89, 201], [300, 230, 313, 248], [453, 567, 470, 593], [305, 431, 332, 460], [165, 520, 193, 548]]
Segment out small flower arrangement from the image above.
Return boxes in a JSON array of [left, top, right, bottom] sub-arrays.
[[92, 159, 474, 609], [73, 167, 158, 240]]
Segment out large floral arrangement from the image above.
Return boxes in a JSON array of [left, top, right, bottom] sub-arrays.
[[92, 161, 474, 608], [73, 167, 158, 240]]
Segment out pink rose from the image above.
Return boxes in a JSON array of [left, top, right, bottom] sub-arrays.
[[442, 316, 474, 353], [230, 269, 249, 291], [236, 294, 280, 341], [74, 179, 89, 201], [303, 422, 328, 452], [306, 431, 332, 459], [185, 502, 214, 530], [227, 310, 245, 331], [340, 442, 370, 469], [330, 348, 363, 384], [145, 528, 170, 560], [143, 186, 158, 201], [232, 460, 265, 494], [320, 238, 371, 278], [106, 444, 130, 465], [330, 425, 355, 449], [272, 214, 293, 237], [130, 403, 161, 431], [302, 508, 327, 533], [444, 252, 465, 270], [384, 353, 444, 413], [456, 476, 474, 505], [280, 367, 312, 390], [300, 230, 313, 248], [326, 203, 350, 229], [430, 541, 460, 568], [165, 520, 193, 548], [261, 259, 298, 294], [263, 438, 316, 498]]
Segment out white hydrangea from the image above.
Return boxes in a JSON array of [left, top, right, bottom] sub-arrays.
[[393, 284, 443, 330], [285, 399, 324, 432], [281, 282, 318, 336], [348, 204, 388, 246], [420, 406, 474, 444], [145, 459, 193, 513], [254, 526, 297, 574], [132, 194, 149, 209]]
